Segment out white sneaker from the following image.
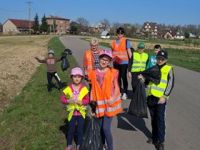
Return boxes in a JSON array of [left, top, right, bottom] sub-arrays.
[[121, 93, 127, 100]]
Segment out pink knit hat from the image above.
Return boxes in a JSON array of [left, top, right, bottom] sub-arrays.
[[70, 67, 84, 76]]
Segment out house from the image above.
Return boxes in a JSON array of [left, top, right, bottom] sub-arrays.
[[174, 32, 185, 40], [142, 22, 158, 38], [189, 33, 196, 38], [3, 19, 34, 34], [100, 30, 110, 39], [163, 29, 177, 39], [46, 16, 70, 34]]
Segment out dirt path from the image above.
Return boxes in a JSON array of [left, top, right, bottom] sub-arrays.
[[0, 35, 52, 111]]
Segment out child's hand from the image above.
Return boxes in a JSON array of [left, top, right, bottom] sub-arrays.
[[68, 98, 75, 104], [76, 100, 82, 105], [138, 74, 145, 82]]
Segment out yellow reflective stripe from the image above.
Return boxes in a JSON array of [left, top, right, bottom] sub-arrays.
[[160, 79, 168, 84], [151, 86, 165, 92]]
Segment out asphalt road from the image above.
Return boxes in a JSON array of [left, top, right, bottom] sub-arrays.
[[60, 36, 200, 150]]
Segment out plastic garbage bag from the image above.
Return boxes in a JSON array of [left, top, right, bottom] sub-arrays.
[[142, 65, 161, 84], [80, 116, 103, 150], [80, 102, 102, 150], [61, 49, 71, 71], [128, 80, 148, 118]]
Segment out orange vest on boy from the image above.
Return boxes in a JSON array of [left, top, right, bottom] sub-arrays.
[[112, 37, 128, 63], [90, 68, 122, 118]]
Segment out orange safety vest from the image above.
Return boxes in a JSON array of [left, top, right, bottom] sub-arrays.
[[83, 49, 93, 72], [112, 37, 128, 63], [90, 68, 122, 118]]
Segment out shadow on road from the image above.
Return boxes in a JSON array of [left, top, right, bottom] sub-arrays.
[[117, 108, 152, 139]]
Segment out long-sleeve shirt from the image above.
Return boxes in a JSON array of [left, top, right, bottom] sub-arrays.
[[164, 66, 174, 97], [147, 54, 157, 69], [36, 57, 61, 72], [60, 83, 90, 116]]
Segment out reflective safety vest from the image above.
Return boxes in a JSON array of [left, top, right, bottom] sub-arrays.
[[131, 52, 148, 72], [83, 49, 102, 79], [112, 37, 128, 63], [147, 65, 172, 98], [83, 50, 93, 73], [90, 68, 122, 118], [63, 86, 89, 121]]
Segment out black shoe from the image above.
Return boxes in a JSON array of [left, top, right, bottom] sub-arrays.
[[146, 138, 153, 144], [157, 143, 164, 150]]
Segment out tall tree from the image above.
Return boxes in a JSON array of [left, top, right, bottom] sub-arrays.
[[70, 21, 81, 34], [32, 13, 39, 34], [40, 14, 48, 33]]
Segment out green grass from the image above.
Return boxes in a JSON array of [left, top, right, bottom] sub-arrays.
[[99, 41, 200, 72], [0, 37, 78, 149], [167, 48, 200, 72]]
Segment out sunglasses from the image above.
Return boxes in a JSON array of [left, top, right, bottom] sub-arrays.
[[156, 57, 166, 61]]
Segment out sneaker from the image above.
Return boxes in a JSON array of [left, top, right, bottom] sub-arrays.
[[65, 145, 72, 150], [121, 93, 127, 100]]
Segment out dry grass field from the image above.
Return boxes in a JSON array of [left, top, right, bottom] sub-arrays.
[[0, 35, 53, 111]]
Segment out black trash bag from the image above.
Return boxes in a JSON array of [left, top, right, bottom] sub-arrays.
[[64, 48, 72, 55], [128, 80, 148, 118], [80, 116, 103, 150], [61, 50, 70, 71], [142, 65, 161, 85]]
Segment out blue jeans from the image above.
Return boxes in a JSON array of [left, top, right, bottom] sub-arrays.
[[99, 116, 113, 150], [147, 96, 166, 144], [67, 116, 84, 146]]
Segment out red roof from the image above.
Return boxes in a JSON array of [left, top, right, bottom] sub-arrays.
[[9, 19, 34, 28]]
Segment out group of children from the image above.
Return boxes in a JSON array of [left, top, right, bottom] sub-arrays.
[[36, 49, 122, 150], [35, 28, 174, 150]]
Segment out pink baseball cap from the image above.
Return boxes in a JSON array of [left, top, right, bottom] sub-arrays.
[[70, 67, 84, 76], [99, 50, 113, 59]]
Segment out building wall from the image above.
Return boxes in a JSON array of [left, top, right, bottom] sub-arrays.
[[47, 18, 70, 33], [3, 20, 19, 34]]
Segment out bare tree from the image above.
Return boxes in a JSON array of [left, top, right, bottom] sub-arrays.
[[76, 17, 89, 27], [100, 19, 110, 30]]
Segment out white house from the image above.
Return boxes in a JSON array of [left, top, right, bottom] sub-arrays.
[[3, 19, 34, 34], [101, 30, 110, 39]]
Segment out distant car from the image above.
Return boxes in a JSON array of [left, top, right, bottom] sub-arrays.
[[101, 30, 110, 39]]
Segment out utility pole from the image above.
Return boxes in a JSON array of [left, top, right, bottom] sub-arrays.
[[27, 1, 32, 35]]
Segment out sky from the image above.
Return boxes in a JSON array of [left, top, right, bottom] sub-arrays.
[[0, 0, 199, 25]]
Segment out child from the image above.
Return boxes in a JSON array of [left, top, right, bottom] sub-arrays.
[[147, 44, 161, 69], [35, 49, 62, 92], [60, 67, 89, 150], [89, 50, 122, 150], [139, 50, 174, 150]]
